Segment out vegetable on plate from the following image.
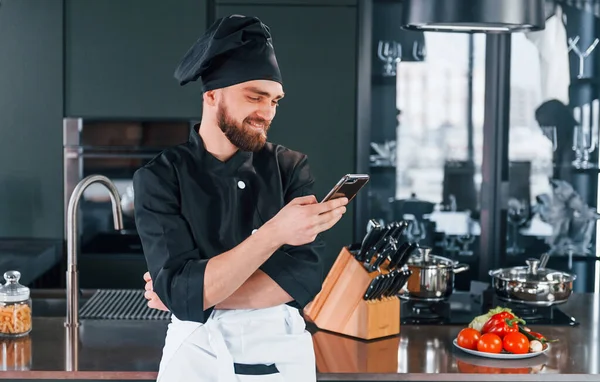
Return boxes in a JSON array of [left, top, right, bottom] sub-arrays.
[[456, 328, 481, 350], [468, 306, 514, 332], [502, 332, 529, 354], [476, 333, 503, 354], [481, 312, 525, 338], [456, 306, 557, 355], [518, 325, 559, 344]]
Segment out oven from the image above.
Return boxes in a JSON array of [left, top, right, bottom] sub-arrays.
[[63, 117, 193, 288]]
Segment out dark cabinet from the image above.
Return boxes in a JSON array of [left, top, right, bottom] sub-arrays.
[[0, 0, 64, 239], [215, 4, 358, 259], [65, 0, 207, 119]]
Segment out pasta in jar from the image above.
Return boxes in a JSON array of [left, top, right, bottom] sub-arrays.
[[0, 271, 32, 337]]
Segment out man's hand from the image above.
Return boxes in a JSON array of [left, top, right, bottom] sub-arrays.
[[143, 272, 169, 311], [266, 195, 348, 246]]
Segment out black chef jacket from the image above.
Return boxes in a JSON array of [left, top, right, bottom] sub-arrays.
[[132, 125, 326, 324]]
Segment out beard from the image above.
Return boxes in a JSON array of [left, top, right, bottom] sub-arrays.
[[217, 102, 270, 152]]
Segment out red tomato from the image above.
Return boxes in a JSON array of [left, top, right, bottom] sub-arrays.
[[477, 333, 503, 353], [503, 332, 530, 354], [456, 328, 481, 350]]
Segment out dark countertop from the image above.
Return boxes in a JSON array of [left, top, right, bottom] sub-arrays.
[[0, 238, 62, 285], [0, 293, 598, 381]]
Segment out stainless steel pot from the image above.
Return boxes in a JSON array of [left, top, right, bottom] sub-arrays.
[[489, 257, 576, 306], [402, 247, 469, 302]]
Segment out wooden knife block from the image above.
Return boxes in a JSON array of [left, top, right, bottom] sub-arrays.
[[303, 247, 400, 340]]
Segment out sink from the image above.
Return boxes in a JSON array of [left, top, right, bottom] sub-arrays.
[[30, 289, 95, 318]]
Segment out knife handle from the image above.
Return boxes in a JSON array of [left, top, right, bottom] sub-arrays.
[[363, 276, 380, 300]]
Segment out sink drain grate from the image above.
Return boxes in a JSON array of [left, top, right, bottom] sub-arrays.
[[80, 289, 171, 320]]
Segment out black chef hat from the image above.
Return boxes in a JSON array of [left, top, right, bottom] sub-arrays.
[[174, 15, 282, 91]]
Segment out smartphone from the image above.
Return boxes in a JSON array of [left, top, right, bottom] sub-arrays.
[[321, 174, 370, 203]]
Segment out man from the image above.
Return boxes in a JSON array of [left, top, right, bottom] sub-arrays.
[[133, 15, 348, 382]]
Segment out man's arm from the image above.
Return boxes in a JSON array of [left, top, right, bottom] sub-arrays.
[[144, 269, 291, 311], [135, 159, 346, 321]]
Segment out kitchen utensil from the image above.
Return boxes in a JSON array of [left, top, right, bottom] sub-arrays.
[[388, 221, 409, 242], [367, 240, 397, 272], [388, 241, 410, 270], [362, 230, 392, 269], [363, 276, 382, 300], [370, 274, 392, 300], [357, 224, 383, 262], [488, 258, 576, 306], [391, 242, 418, 271], [366, 218, 381, 233], [402, 246, 469, 301], [385, 269, 412, 297], [371, 273, 394, 300], [453, 339, 550, 360]]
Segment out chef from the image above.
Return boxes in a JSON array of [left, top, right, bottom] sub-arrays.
[[133, 14, 348, 382]]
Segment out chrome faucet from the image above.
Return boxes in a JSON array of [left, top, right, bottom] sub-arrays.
[[65, 175, 123, 328]]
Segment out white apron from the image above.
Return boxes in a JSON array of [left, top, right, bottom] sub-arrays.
[[156, 304, 316, 382]]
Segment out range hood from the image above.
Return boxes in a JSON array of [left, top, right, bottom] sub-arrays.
[[400, 0, 546, 33]]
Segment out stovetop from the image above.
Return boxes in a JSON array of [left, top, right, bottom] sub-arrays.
[[400, 289, 579, 326]]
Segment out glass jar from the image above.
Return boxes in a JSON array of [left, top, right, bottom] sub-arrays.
[[0, 271, 32, 337]]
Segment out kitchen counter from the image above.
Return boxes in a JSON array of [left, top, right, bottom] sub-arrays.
[[0, 293, 598, 381]]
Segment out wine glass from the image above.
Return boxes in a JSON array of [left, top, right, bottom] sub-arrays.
[[456, 234, 475, 256], [377, 40, 402, 77], [572, 124, 597, 169], [506, 199, 529, 255]]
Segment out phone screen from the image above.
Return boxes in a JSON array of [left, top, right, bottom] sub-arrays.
[[321, 174, 369, 203]]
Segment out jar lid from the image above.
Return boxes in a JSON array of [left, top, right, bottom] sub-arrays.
[[0, 271, 30, 303]]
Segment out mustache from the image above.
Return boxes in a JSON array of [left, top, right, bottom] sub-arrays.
[[244, 117, 270, 127]]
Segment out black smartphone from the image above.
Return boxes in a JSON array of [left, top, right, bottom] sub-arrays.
[[321, 174, 370, 203]]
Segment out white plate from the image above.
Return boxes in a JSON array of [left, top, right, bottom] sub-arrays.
[[453, 339, 550, 359]]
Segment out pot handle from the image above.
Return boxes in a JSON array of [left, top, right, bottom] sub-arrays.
[[453, 263, 470, 273]]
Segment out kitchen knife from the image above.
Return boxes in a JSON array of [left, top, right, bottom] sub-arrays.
[[368, 273, 390, 300], [392, 242, 418, 271], [356, 224, 383, 262], [389, 269, 412, 296], [381, 269, 400, 298], [358, 225, 387, 262], [388, 241, 415, 270], [366, 218, 381, 233], [361, 227, 392, 266], [390, 221, 409, 242], [387, 241, 411, 270], [373, 272, 397, 300], [367, 240, 397, 273], [363, 275, 383, 300]]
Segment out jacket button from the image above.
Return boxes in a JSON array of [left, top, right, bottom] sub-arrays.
[[237, 180, 246, 189]]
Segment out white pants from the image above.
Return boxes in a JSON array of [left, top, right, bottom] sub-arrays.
[[156, 304, 316, 382]]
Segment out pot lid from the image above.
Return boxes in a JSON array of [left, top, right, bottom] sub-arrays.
[[407, 246, 454, 267], [489, 258, 576, 283], [400, 0, 546, 33]]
